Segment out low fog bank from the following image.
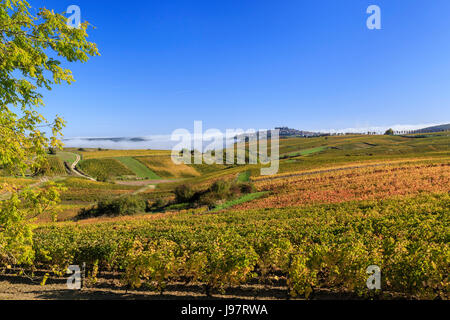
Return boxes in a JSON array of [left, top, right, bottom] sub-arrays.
[[63, 135, 237, 151]]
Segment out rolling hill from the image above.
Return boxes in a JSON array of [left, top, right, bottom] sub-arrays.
[[413, 123, 450, 133]]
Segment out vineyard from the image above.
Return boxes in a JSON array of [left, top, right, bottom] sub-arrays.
[[33, 193, 449, 299], [136, 156, 200, 178], [43, 156, 68, 176], [2, 1, 450, 304], [54, 177, 141, 202], [237, 161, 450, 210], [1, 134, 449, 299], [77, 159, 134, 181]]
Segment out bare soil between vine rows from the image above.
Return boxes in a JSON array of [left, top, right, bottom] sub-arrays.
[[0, 273, 295, 300], [0, 272, 410, 300]]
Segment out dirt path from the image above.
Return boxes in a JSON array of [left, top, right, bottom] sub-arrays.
[[1, 153, 95, 201], [70, 154, 96, 181], [115, 179, 180, 186], [132, 184, 156, 195]]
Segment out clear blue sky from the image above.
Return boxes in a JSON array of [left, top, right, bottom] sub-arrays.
[[33, 0, 450, 137]]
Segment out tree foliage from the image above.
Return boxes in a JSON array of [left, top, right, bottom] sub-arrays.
[[0, 0, 98, 267], [384, 128, 394, 135]]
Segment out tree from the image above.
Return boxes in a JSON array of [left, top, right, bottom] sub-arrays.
[[384, 128, 394, 135], [0, 1, 99, 267]]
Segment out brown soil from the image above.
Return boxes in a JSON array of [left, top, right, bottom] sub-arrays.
[[0, 272, 366, 300]]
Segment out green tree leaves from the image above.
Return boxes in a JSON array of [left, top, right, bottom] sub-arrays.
[[0, 1, 98, 267]]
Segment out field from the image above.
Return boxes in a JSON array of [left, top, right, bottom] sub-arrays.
[[55, 177, 141, 202], [286, 146, 328, 157], [115, 157, 161, 179], [32, 192, 448, 299], [45, 156, 68, 176], [77, 158, 134, 180], [1, 133, 449, 299], [136, 155, 200, 178], [55, 151, 78, 166], [240, 161, 450, 209]]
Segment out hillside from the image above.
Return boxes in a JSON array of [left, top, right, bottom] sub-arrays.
[[2, 133, 449, 299], [413, 123, 450, 133]]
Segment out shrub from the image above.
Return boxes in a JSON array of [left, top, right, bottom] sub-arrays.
[[239, 182, 255, 194], [174, 184, 196, 203], [171, 180, 256, 210], [209, 180, 254, 197], [77, 195, 146, 219], [150, 197, 169, 210], [209, 180, 230, 194], [96, 172, 109, 182], [197, 192, 221, 209], [209, 180, 232, 198]]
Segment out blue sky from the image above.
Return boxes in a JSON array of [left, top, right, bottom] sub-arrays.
[[33, 0, 450, 137]]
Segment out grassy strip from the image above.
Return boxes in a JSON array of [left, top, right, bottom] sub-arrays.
[[115, 157, 161, 179], [56, 152, 78, 166], [210, 191, 268, 212], [237, 170, 251, 182], [288, 146, 327, 157]]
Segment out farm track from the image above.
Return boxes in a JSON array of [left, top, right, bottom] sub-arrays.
[[1, 153, 94, 201], [132, 184, 156, 195], [115, 179, 180, 186], [70, 154, 96, 181]]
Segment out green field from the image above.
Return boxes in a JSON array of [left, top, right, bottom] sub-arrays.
[[115, 156, 161, 179], [287, 146, 328, 157], [210, 191, 267, 212], [237, 170, 251, 182], [55, 151, 78, 165]]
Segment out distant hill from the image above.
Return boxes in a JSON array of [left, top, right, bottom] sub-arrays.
[[62, 137, 150, 143], [275, 127, 322, 137], [236, 127, 326, 141], [413, 124, 450, 134]]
